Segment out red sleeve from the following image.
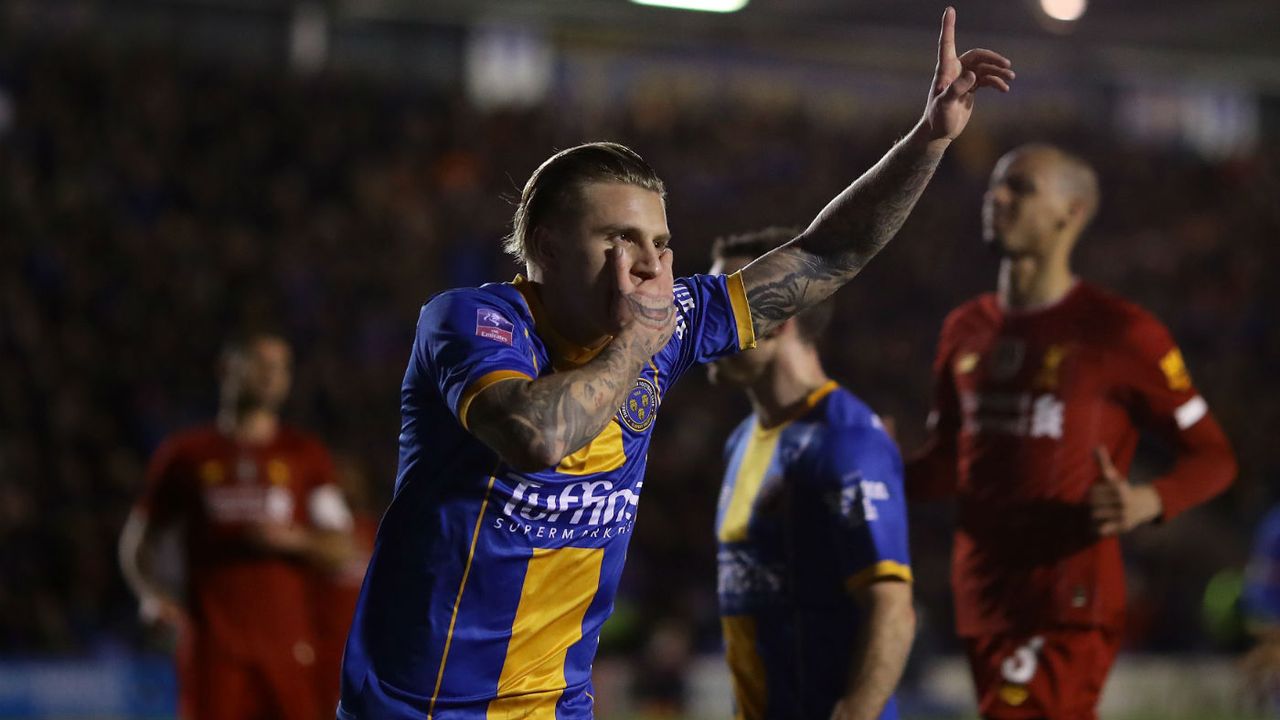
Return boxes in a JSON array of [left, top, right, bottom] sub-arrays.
[[906, 316, 962, 501], [135, 435, 193, 528], [1120, 314, 1237, 520], [303, 439, 354, 532]]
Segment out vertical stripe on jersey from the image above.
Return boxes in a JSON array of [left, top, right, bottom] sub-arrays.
[[721, 615, 768, 720], [428, 475, 498, 720], [486, 546, 605, 719], [718, 425, 783, 543]]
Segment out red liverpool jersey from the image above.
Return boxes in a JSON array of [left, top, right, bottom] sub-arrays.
[[138, 424, 343, 658], [908, 281, 1236, 635]]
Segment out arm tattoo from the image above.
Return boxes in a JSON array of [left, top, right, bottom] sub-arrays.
[[743, 132, 947, 337], [467, 331, 651, 470]]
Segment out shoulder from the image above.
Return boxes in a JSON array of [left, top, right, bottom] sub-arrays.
[[941, 293, 998, 338], [1076, 282, 1172, 349], [813, 389, 899, 466], [276, 425, 333, 458], [420, 283, 531, 326]]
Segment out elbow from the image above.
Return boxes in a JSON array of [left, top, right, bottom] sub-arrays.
[[499, 437, 565, 473]]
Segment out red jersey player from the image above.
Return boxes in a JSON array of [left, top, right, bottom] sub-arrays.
[[119, 332, 355, 720], [907, 144, 1237, 720]]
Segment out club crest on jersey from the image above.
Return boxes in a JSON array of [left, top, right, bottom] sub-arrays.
[[988, 337, 1025, 381], [618, 377, 658, 432], [1033, 344, 1069, 390], [475, 308, 515, 345]]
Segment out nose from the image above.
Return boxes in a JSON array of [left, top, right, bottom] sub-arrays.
[[631, 241, 661, 280]]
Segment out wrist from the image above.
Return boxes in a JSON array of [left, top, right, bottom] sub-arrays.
[[906, 119, 952, 154]]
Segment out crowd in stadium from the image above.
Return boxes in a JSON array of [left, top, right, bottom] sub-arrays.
[[2, 41, 1276, 678]]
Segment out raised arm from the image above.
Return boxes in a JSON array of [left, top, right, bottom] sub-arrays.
[[741, 8, 1014, 337], [466, 248, 675, 471]]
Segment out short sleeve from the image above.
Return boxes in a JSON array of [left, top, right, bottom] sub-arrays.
[[419, 290, 538, 429], [1120, 314, 1208, 433], [814, 427, 912, 592], [660, 272, 755, 383], [135, 436, 192, 528]]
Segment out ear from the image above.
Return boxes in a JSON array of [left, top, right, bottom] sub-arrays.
[[529, 225, 555, 265]]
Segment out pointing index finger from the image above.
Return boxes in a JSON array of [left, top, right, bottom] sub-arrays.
[[938, 6, 957, 63]]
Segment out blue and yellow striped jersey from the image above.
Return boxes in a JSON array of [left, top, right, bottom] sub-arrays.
[[340, 273, 754, 719], [716, 382, 911, 720]]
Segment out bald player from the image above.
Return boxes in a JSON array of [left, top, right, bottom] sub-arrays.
[[907, 144, 1237, 720]]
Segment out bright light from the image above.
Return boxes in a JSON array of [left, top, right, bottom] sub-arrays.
[[1040, 0, 1087, 22], [630, 0, 749, 13]]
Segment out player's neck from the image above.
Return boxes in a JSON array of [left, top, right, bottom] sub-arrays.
[[998, 254, 1075, 311], [747, 350, 830, 429], [522, 277, 611, 351], [218, 408, 280, 445]]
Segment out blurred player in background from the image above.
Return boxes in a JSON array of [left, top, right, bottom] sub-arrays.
[[119, 332, 355, 720], [311, 456, 379, 713], [907, 144, 1238, 719], [1241, 503, 1280, 708], [708, 228, 914, 720], [340, 9, 1013, 718]]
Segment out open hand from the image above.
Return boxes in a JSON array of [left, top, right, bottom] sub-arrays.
[[920, 7, 1015, 143]]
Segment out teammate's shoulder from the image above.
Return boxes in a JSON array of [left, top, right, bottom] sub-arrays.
[[818, 387, 891, 441]]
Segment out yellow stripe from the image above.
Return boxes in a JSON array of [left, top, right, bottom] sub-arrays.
[[458, 370, 533, 430], [727, 270, 757, 350], [556, 420, 627, 476], [717, 424, 783, 543], [487, 547, 604, 719], [648, 360, 662, 400], [721, 615, 767, 720], [428, 475, 498, 719], [844, 560, 913, 593]]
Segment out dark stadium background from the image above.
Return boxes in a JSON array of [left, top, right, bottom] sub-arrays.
[[2, 0, 1278, 717]]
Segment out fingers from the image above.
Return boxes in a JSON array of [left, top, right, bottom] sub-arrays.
[[941, 70, 977, 100], [609, 245, 635, 295], [937, 6, 956, 64], [1094, 445, 1123, 483], [977, 76, 1011, 93], [959, 48, 1012, 68]]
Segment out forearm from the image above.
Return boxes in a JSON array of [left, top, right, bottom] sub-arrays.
[[1150, 417, 1237, 521], [744, 125, 949, 335], [836, 591, 915, 720], [468, 330, 651, 470], [118, 511, 175, 601]]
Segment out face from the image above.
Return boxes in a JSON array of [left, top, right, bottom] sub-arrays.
[[223, 336, 292, 412], [706, 254, 776, 387], [982, 150, 1074, 258], [537, 182, 671, 339]]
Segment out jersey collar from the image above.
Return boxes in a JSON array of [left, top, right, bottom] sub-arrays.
[[511, 275, 612, 369]]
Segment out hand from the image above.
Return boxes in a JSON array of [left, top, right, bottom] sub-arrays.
[[920, 7, 1015, 143], [1088, 446, 1163, 536], [609, 245, 676, 358], [139, 593, 188, 632]]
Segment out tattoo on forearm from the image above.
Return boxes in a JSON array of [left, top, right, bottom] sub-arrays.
[[744, 134, 946, 337], [470, 333, 650, 468]]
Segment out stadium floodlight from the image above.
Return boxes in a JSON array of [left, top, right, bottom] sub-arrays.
[[1039, 0, 1086, 22], [629, 0, 749, 13]]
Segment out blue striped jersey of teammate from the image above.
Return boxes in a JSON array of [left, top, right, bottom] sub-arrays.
[[338, 272, 754, 719], [716, 380, 911, 720]]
